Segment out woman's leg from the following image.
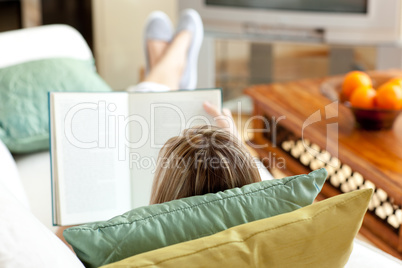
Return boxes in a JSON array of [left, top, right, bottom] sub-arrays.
[[128, 31, 192, 92], [143, 31, 192, 90], [147, 40, 169, 70], [128, 9, 202, 92]]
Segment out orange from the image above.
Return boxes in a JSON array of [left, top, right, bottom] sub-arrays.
[[350, 86, 377, 109], [341, 71, 372, 100], [386, 77, 402, 88], [375, 83, 402, 110]]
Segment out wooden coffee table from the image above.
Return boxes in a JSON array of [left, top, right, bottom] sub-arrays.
[[244, 75, 402, 259]]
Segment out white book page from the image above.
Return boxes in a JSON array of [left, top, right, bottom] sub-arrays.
[[51, 92, 131, 225], [128, 89, 221, 208]]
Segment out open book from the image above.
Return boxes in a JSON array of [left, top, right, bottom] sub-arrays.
[[49, 89, 221, 226]]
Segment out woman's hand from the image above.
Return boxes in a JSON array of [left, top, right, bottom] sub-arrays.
[[203, 101, 240, 139]]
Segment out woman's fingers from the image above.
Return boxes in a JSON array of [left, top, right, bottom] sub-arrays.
[[203, 101, 221, 117], [222, 108, 232, 117], [203, 102, 240, 139], [203, 102, 233, 118]]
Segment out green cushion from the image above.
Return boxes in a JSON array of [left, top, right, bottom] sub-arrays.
[[0, 58, 112, 153], [102, 189, 372, 268], [64, 169, 327, 268]]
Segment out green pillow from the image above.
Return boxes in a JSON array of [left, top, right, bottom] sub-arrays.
[[0, 58, 112, 153], [64, 169, 327, 268], [102, 189, 372, 268]]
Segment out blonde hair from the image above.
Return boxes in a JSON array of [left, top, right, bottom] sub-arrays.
[[150, 125, 261, 204]]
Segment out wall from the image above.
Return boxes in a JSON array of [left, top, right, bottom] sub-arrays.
[[93, 0, 178, 90]]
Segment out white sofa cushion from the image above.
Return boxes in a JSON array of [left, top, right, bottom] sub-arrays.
[[0, 140, 29, 209], [0, 184, 84, 267], [0, 140, 83, 268], [14, 151, 56, 232]]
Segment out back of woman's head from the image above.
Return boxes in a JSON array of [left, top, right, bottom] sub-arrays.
[[150, 125, 261, 204]]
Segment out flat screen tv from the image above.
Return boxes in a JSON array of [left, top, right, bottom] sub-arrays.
[[179, 0, 402, 44]]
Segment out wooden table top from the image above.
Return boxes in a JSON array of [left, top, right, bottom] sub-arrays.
[[245, 76, 402, 204]]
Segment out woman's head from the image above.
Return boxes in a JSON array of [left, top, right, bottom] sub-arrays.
[[150, 125, 261, 204]]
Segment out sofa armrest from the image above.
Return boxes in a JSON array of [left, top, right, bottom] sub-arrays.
[[0, 24, 93, 69]]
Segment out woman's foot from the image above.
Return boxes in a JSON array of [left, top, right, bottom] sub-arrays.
[[144, 11, 173, 72], [175, 9, 204, 90], [143, 9, 204, 90]]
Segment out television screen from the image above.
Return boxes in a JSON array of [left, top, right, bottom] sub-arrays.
[[206, 0, 368, 14]]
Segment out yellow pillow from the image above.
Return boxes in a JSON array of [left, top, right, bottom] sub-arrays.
[[102, 189, 372, 268]]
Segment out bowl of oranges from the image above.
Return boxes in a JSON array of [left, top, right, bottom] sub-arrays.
[[321, 70, 402, 130]]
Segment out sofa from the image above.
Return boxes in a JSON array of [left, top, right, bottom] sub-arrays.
[[1, 25, 402, 268], [2, 139, 402, 268]]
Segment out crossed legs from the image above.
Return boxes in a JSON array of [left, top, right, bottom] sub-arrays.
[[143, 31, 192, 90]]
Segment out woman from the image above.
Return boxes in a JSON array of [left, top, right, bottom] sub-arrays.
[[129, 9, 273, 204], [150, 125, 262, 204]]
